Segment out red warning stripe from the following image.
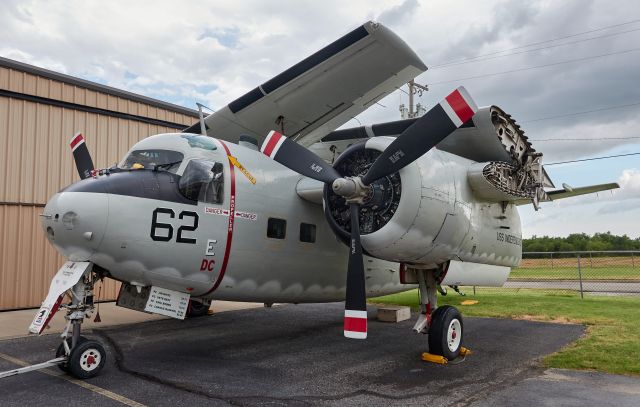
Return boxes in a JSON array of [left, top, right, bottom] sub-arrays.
[[344, 316, 367, 333], [262, 131, 283, 157], [445, 90, 475, 124], [69, 133, 84, 151], [38, 295, 64, 335], [201, 140, 236, 296]]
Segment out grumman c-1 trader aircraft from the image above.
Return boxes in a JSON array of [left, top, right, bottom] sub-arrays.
[[0, 21, 618, 380]]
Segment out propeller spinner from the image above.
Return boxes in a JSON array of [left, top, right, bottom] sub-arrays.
[[260, 86, 478, 339]]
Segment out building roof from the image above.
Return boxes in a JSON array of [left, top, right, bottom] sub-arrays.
[[0, 56, 199, 117]]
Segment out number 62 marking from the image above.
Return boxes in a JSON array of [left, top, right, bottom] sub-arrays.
[[150, 208, 199, 244]]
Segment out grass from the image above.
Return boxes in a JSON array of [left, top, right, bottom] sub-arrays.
[[371, 289, 640, 376], [510, 266, 640, 280]]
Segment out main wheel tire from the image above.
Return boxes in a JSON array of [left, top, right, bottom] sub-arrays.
[[187, 299, 210, 318], [428, 305, 463, 360], [55, 336, 87, 372], [68, 339, 106, 379]]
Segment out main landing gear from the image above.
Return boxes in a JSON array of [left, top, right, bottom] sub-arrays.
[[412, 269, 468, 363]]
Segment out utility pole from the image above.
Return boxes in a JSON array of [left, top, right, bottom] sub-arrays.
[[400, 80, 429, 119]]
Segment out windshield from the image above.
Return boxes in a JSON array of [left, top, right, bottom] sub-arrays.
[[119, 149, 184, 173], [179, 159, 224, 204]]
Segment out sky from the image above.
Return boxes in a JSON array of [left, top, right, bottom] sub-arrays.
[[1, 0, 639, 238]]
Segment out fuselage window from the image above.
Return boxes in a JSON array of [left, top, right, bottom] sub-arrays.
[[267, 218, 286, 239], [300, 223, 316, 243], [179, 159, 224, 204], [119, 149, 183, 173]]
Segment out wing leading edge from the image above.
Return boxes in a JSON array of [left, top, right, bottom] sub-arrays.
[[184, 21, 427, 147]]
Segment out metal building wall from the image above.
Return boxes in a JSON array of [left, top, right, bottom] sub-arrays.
[[0, 63, 198, 310]]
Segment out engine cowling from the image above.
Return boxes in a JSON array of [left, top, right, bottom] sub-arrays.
[[324, 137, 468, 267]]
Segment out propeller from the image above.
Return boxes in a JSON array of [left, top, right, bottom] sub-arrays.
[[260, 86, 478, 339], [69, 132, 95, 179]]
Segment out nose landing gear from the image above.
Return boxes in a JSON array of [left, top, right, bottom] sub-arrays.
[[54, 265, 107, 379], [0, 262, 107, 380]]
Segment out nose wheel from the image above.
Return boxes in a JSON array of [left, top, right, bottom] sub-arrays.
[[55, 336, 106, 379], [67, 340, 106, 379]]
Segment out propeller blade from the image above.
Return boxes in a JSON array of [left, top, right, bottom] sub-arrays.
[[361, 86, 478, 185], [343, 203, 367, 339], [261, 131, 341, 184], [69, 133, 95, 180]]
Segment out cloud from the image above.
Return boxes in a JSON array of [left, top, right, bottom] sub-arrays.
[[376, 0, 420, 26], [1, 0, 639, 237]]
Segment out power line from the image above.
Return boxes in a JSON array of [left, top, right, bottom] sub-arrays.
[[521, 102, 640, 123], [430, 28, 640, 69], [545, 152, 640, 165], [427, 47, 640, 86], [532, 137, 640, 141], [431, 19, 640, 67]]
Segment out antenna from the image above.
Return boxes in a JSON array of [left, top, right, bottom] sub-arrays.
[[196, 103, 208, 137]]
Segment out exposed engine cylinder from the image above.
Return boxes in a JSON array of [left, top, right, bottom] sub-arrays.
[[324, 143, 402, 240], [468, 161, 533, 201], [323, 137, 469, 267]]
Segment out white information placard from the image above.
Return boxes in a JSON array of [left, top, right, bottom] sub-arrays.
[[144, 286, 190, 320], [29, 261, 92, 334]]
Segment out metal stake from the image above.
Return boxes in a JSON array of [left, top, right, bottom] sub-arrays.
[[577, 254, 584, 299]]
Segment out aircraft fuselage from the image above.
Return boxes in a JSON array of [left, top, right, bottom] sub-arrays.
[[41, 133, 521, 303]]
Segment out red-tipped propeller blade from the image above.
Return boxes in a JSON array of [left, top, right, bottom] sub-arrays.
[[69, 133, 95, 180], [259, 87, 479, 340], [343, 203, 367, 339], [362, 86, 477, 185], [260, 131, 341, 184]]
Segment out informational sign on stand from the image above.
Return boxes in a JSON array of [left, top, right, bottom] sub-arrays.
[[144, 286, 190, 320]]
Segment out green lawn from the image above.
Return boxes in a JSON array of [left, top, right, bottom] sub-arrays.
[[510, 266, 640, 280], [371, 289, 640, 376]]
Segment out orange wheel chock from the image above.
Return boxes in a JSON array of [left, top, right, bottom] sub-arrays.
[[421, 347, 472, 364], [421, 353, 448, 364]]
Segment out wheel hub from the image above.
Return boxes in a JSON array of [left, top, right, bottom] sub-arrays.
[[80, 349, 101, 371], [447, 319, 462, 352]]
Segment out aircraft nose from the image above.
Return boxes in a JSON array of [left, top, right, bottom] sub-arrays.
[[41, 191, 108, 261]]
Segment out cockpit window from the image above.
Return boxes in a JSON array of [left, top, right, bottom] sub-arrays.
[[179, 159, 224, 204], [119, 149, 183, 173]]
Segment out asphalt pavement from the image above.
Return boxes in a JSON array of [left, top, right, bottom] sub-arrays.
[[0, 303, 638, 407]]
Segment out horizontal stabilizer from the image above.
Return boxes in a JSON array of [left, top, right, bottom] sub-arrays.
[[546, 182, 620, 200], [514, 182, 620, 206]]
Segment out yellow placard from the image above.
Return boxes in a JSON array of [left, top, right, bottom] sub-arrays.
[[228, 155, 256, 185]]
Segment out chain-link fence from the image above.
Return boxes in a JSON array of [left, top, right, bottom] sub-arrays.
[[493, 251, 640, 297]]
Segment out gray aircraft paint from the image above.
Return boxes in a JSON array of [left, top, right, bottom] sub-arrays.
[[42, 133, 521, 304]]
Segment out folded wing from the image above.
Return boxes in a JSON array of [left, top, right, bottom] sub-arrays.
[[184, 21, 427, 147]]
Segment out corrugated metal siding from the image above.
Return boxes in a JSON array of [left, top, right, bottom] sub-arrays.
[[0, 205, 121, 309], [0, 65, 197, 310], [0, 98, 187, 205], [0, 66, 196, 125]]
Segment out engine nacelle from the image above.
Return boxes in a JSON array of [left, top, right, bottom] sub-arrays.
[[324, 137, 469, 267]]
